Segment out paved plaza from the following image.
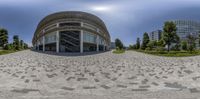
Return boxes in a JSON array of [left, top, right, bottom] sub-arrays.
[[0, 50, 200, 99]]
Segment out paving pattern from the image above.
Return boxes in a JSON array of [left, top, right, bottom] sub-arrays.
[[0, 50, 200, 99]]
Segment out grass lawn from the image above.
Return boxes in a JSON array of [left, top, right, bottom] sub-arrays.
[[112, 50, 125, 54], [0, 50, 20, 55], [132, 50, 200, 57]]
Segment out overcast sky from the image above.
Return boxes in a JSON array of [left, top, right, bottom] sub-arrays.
[[0, 0, 200, 46]]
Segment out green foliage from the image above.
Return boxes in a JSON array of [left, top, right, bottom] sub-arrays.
[[20, 40, 24, 49], [128, 45, 134, 50], [112, 49, 125, 54], [145, 47, 151, 51], [155, 46, 165, 52], [0, 50, 16, 55], [187, 34, 196, 52], [162, 21, 178, 52], [23, 43, 28, 49], [146, 40, 157, 50], [0, 28, 8, 47], [181, 41, 188, 50], [0, 27, 28, 55], [4, 43, 13, 50], [157, 39, 165, 47], [136, 37, 140, 49], [13, 35, 20, 50], [135, 50, 200, 57], [141, 32, 149, 50], [115, 38, 124, 50], [171, 44, 181, 51]]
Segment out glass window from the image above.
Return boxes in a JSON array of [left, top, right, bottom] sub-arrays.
[[83, 32, 97, 43], [59, 22, 81, 27]]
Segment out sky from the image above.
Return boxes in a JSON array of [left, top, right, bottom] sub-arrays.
[[0, 0, 200, 46]]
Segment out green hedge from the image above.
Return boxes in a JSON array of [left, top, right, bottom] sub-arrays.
[[112, 50, 125, 54], [134, 50, 200, 57], [0, 50, 19, 55]]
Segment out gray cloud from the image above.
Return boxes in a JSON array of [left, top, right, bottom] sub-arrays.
[[0, 0, 200, 46]]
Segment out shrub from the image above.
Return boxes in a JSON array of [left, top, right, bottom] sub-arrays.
[[145, 47, 151, 51], [156, 47, 165, 52], [4, 44, 12, 50]]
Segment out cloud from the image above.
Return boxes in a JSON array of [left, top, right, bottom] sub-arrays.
[[0, 0, 200, 46]]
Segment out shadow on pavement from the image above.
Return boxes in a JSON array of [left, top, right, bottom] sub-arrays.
[[31, 49, 110, 57]]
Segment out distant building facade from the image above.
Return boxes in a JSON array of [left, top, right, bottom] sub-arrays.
[[172, 20, 200, 40], [172, 20, 200, 48], [149, 30, 162, 41]]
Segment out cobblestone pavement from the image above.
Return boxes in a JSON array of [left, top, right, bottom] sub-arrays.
[[0, 50, 200, 99]]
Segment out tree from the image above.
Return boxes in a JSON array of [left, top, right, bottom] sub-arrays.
[[0, 28, 8, 47], [181, 41, 187, 50], [13, 35, 20, 50], [20, 40, 24, 49], [141, 32, 150, 50], [199, 33, 200, 48], [147, 40, 157, 50], [162, 21, 178, 52], [136, 37, 140, 49], [172, 34, 181, 51], [23, 43, 28, 49], [128, 45, 134, 50], [133, 44, 137, 49], [4, 43, 13, 50], [115, 38, 123, 50], [157, 39, 165, 47], [187, 34, 196, 52]]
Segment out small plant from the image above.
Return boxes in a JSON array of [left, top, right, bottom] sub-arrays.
[[112, 49, 125, 54]]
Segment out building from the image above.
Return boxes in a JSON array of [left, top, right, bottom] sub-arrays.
[[149, 30, 162, 41], [172, 20, 200, 48], [32, 11, 111, 53], [172, 20, 200, 40], [110, 42, 116, 49]]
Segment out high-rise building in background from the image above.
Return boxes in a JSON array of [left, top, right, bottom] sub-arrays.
[[172, 20, 200, 48], [149, 30, 162, 41]]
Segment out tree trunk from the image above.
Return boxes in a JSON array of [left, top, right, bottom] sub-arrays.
[[167, 44, 170, 52]]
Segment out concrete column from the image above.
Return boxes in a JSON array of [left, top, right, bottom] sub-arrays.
[[56, 23, 59, 27], [96, 35, 99, 52], [80, 30, 83, 53], [34, 44, 36, 50], [81, 22, 84, 27], [42, 36, 45, 52], [37, 42, 39, 51], [103, 41, 105, 51], [56, 31, 60, 53]]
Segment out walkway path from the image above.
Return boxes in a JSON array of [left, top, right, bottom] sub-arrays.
[[0, 50, 200, 99]]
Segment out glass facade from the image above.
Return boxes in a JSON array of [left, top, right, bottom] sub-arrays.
[[45, 32, 56, 44], [173, 20, 200, 40], [172, 20, 200, 49], [98, 36, 104, 45], [83, 32, 97, 44]]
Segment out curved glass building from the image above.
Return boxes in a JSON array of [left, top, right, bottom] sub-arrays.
[[32, 11, 111, 53]]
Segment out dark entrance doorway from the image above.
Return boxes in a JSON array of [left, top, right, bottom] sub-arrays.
[[60, 31, 80, 52]]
